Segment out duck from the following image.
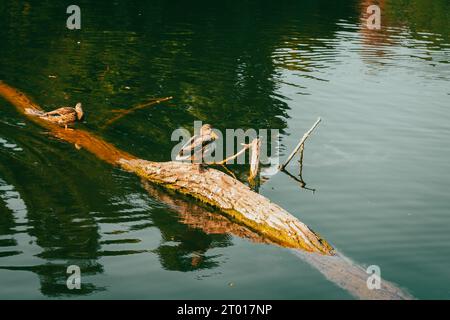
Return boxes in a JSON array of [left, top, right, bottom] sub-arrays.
[[176, 124, 218, 164], [37, 103, 84, 129]]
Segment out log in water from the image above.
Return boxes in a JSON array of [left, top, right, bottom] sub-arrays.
[[0, 81, 334, 255]]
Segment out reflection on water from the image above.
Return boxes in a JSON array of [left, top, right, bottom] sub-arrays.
[[1, 0, 450, 298]]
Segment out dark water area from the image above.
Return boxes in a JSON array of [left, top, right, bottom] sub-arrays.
[[0, 0, 449, 299]]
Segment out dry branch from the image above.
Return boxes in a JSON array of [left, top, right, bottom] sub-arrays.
[[249, 138, 261, 182], [280, 117, 321, 170], [0, 81, 334, 255], [215, 143, 250, 165]]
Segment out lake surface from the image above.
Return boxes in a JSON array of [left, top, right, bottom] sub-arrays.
[[0, 0, 449, 299]]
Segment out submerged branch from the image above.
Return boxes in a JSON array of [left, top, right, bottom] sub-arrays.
[[101, 96, 173, 129]]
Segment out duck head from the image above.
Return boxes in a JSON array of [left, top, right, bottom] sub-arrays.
[[200, 124, 219, 140], [75, 103, 84, 120]]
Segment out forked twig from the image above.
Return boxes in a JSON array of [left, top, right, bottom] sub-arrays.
[[205, 138, 261, 184], [218, 163, 237, 179], [208, 143, 251, 165]]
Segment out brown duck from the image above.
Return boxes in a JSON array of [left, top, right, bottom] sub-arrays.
[[29, 103, 84, 129], [176, 124, 218, 163]]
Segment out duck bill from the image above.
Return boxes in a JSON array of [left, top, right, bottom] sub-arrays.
[[211, 131, 219, 140]]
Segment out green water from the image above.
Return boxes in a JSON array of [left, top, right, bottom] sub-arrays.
[[0, 0, 450, 299]]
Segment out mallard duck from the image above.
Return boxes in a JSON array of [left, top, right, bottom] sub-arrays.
[[34, 103, 84, 129], [176, 124, 218, 164]]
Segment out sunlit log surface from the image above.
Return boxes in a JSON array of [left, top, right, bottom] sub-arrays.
[[0, 81, 333, 255]]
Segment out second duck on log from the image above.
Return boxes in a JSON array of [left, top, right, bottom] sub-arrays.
[[26, 102, 84, 129]]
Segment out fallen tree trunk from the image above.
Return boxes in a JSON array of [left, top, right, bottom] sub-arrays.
[[0, 81, 334, 255]]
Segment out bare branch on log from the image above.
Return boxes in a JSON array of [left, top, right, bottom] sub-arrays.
[[208, 143, 251, 165], [249, 138, 261, 182], [279, 117, 321, 171], [218, 163, 237, 180]]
